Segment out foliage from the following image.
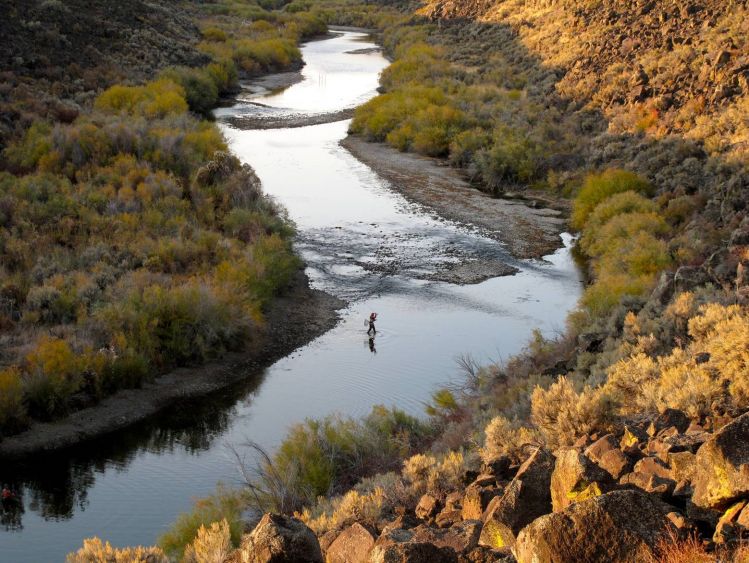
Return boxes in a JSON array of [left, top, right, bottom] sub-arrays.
[[0, 367, 25, 433], [480, 415, 539, 464], [66, 538, 167, 563], [183, 519, 232, 563], [530, 376, 614, 448], [602, 302, 749, 418], [158, 485, 244, 561], [266, 406, 434, 504], [571, 169, 653, 230], [0, 7, 303, 433]]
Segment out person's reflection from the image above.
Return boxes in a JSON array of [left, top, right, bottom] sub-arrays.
[[368, 336, 377, 354]]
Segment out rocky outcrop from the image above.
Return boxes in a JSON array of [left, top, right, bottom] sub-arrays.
[[479, 448, 553, 549], [514, 490, 676, 563], [551, 448, 612, 512], [237, 514, 323, 563], [692, 413, 749, 510]]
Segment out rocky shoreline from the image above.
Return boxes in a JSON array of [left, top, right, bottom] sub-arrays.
[[0, 272, 344, 459], [216, 409, 749, 563]]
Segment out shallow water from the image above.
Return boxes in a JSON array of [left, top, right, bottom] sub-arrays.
[[1, 31, 582, 562]]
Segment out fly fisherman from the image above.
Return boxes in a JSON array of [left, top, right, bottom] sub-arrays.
[[367, 312, 377, 335]]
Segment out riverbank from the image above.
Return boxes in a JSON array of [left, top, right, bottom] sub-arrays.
[[341, 136, 569, 260], [0, 272, 344, 460]]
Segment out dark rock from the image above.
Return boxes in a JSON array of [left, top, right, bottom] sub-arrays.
[[462, 485, 499, 521], [480, 456, 512, 479], [411, 520, 482, 554], [713, 500, 748, 544], [436, 509, 463, 529], [668, 451, 697, 483], [416, 494, 441, 521], [551, 448, 612, 512], [326, 523, 375, 563], [652, 408, 690, 434], [369, 542, 459, 563], [619, 471, 675, 497], [240, 513, 323, 563], [445, 491, 463, 512], [479, 448, 553, 549], [514, 491, 676, 563], [585, 434, 633, 479], [693, 413, 749, 509]]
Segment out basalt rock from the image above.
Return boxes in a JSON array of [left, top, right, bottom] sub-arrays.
[[551, 448, 612, 512], [326, 523, 376, 563], [692, 412, 749, 510], [369, 542, 459, 563], [478, 448, 553, 549], [514, 490, 676, 563], [239, 513, 323, 563]]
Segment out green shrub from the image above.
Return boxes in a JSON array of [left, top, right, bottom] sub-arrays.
[[571, 169, 653, 230], [252, 406, 434, 510], [160, 68, 219, 115], [158, 485, 244, 561], [578, 191, 657, 253]]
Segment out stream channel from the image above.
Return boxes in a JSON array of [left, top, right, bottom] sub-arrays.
[[2, 31, 582, 562]]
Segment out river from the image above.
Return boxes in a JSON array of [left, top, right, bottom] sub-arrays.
[[1, 31, 581, 562]]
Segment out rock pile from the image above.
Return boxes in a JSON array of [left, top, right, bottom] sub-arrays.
[[229, 410, 749, 562]]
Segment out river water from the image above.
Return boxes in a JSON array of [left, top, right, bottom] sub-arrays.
[[1, 31, 581, 562]]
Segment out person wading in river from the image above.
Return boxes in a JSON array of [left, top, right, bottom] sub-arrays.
[[367, 312, 377, 335]]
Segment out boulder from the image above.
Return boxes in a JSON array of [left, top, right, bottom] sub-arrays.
[[415, 494, 440, 521], [585, 434, 632, 479], [435, 509, 462, 529], [369, 542, 458, 563], [668, 451, 697, 483], [461, 486, 499, 521], [239, 513, 323, 563], [326, 523, 375, 563], [410, 520, 482, 554], [619, 470, 674, 497], [444, 491, 463, 512], [514, 490, 676, 563], [479, 448, 553, 549], [693, 413, 749, 509], [551, 448, 611, 512], [648, 409, 690, 435], [713, 500, 748, 544]]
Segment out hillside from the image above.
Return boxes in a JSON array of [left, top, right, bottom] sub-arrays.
[[0, 0, 207, 151]]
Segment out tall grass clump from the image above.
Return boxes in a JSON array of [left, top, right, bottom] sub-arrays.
[[158, 486, 245, 561]]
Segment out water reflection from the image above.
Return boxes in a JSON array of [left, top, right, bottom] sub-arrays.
[[2, 374, 258, 525]]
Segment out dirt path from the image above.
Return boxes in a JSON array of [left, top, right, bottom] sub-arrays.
[[0, 273, 343, 459], [341, 136, 569, 259]]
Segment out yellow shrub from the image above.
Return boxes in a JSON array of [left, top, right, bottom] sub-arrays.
[[183, 519, 232, 563], [603, 352, 660, 414], [481, 415, 539, 464], [66, 537, 167, 563], [95, 79, 187, 118], [0, 367, 25, 431], [301, 488, 384, 534], [531, 377, 613, 448]]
